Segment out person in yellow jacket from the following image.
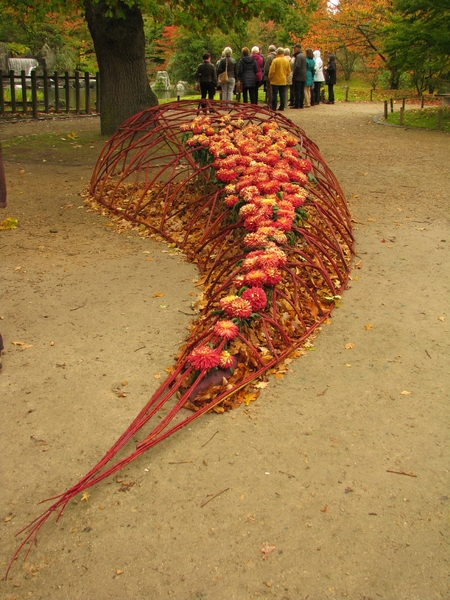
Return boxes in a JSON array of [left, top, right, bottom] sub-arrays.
[[268, 47, 291, 111]]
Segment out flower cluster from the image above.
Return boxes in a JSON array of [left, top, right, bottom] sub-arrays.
[[182, 115, 313, 372]]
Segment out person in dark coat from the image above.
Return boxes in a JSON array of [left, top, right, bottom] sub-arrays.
[[238, 47, 257, 104], [292, 44, 307, 109], [195, 52, 217, 101], [324, 54, 337, 104]]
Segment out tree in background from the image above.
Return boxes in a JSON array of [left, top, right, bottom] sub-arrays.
[[383, 0, 450, 93]]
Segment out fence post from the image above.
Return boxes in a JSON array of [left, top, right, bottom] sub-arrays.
[[64, 72, 70, 113], [9, 70, 16, 113], [21, 70, 28, 113], [31, 70, 38, 118], [402, 97, 405, 111], [399, 107, 404, 126], [0, 71, 4, 115], [43, 69, 49, 113], [421, 94, 424, 108], [438, 108, 443, 130], [384, 100, 388, 119], [345, 86, 349, 102], [54, 72, 60, 113], [95, 72, 100, 113], [84, 72, 91, 115], [390, 98, 394, 113], [370, 89, 373, 102], [75, 71, 80, 114]]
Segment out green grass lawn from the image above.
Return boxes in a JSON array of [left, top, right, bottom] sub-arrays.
[[382, 106, 450, 132]]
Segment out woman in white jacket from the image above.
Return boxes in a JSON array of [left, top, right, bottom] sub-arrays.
[[313, 50, 325, 105]]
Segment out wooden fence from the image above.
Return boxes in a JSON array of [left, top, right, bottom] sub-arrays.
[[0, 70, 99, 117]]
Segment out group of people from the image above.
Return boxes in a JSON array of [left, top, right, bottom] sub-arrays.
[[194, 44, 337, 110]]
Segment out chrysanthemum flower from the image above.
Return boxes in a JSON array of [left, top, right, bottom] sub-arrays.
[[219, 351, 236, 370], [217, 168, 239, 182], [224, 194, 240, 208], [285, 193, 307, 208], [242, 287, 267, 311], [263, 266, 283, 286], [289, 171, 309, 185], [219, 295, 253, 319], [258, 180, 281, 194], [274, 216, 294, 231], [239, 203, 259, 218], [188, 345, 221, 371], [257, 226, 287, 245], [213, 320, 239, 340], [243, 269, 267, 287], [240, 186, 260, 202], [298, 159, 312, 173], [272, 169, 291, 183], [243, 232, 268, 248]]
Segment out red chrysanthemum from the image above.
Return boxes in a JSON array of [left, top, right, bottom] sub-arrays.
[[243, 269, 267, 287], [188, 346, 221, 371], [298, 159, 312, 173], [258, 180, 281, 194], [216, 168, 239, 182], [263, 266, 283, 286], [224, 194, 240, 208], [242, 287, 267, 311], [219, 295, 253, 319], [243, 232, 268, 248], [213, 320, 239, 340], [219, 351, 237, 370]]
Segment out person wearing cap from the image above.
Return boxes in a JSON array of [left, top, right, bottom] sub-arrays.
[[263, 44, 277, 107], [292, 43, 307, 109], [268, 47, 291, 111]]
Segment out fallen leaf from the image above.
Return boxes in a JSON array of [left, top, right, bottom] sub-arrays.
[[80, 492, 90, 502], [381, 238, 386, 243], [261, 542, 276, 560], [145, 257, 153, 262], [254, 381, 269, 389], [354, 259, 362, 269], [104, 222, 115, 227], [121, 381, 128, 386], [152, 293, 164, 297], [345, 343, 354, 350], [116, 569, 124, 575], [244, 392, 259, 405], [401, 390, 412, 395], [438, 316, 445, 322], [365, 324, 374, 330], [159, 304, 167, 309], [321, 505, 328, 512], [367, 217, 376, 222], [0, 217, 19, 230], [346, 363, 352, 367], [154, 373, 161, 379], [4, 517, 12, 522], [12, 341, 33, 349]]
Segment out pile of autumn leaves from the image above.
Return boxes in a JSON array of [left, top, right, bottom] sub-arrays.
[[180, 114, 313, 376]]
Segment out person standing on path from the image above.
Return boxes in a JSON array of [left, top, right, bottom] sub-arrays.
[[217, 47, 237, 101], [304, 48, 316, 107], [237, 47, 257, 104], [195, 52, 217, 103], [263, 45, 277, 107], [292, 43, 307, 109], [251, 46, 264, 104], [324, 54, 337, 104], [268, 47, 291, 111], [313, 49, 325, 105]]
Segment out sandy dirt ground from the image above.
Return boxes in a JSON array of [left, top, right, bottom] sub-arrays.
[[0, 102, 449, 600]]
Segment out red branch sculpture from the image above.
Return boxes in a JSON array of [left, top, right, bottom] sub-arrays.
[[7, 100, 354, 577]]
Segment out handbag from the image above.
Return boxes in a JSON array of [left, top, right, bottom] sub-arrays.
[[235, 80, 243, 94], [218, 58, 229, 86]]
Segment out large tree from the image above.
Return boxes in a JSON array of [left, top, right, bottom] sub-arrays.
[[3, 0, 305, 134]]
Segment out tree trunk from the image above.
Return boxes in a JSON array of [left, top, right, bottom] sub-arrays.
[[84, 0, 158, 135]]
